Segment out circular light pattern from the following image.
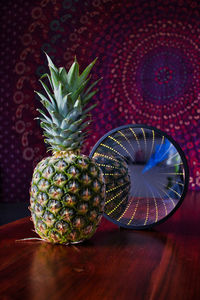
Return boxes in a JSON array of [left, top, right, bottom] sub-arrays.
[[90, 124, 189, 229], [136, 47, 193, 104], [0, 0, 199, 203]]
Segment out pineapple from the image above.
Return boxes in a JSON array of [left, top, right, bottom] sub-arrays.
[[92, 153, 130, 220], [30, 53, 105, 244]]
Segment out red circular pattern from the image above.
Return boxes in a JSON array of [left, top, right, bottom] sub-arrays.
[[0, 0, 200, 203]]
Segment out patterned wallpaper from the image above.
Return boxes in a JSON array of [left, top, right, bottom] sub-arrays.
[[0, 0, 200, 203]]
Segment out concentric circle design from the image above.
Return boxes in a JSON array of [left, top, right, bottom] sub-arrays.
[[90, 124, 189, 229], [136, 47, 193, 104], [11, 1, 199, 193], [1, 0, 199, 203]]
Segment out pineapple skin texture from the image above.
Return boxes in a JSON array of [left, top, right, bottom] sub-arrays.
[[93, 155, 130, 219], [30, 153, 105, 244]]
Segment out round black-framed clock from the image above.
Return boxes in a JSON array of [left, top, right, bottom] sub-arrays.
[[90, 124, 189, 229]]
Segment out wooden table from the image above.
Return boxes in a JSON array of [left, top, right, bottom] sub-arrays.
[[0, 191, 200, 300]]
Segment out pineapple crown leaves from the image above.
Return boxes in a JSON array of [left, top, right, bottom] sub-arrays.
[[35, 52, 102, 152]]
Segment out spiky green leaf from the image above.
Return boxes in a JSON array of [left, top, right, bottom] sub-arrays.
[[54, 82, 63, 112], [83, 103, 97, 115], [39, 80, 57, 108], [59, 67, 68, 86], [68, 118, 86, 131], [44, 52, 58, 73], [40, 73, 54, 90], [71, 77, 91, 103], [83, 77, 102, 97], [49, 66, 59, 90], [74, 96, 82, 114], [37, 109, 52, 123], [64, 107, 81, 124], [82, 89, 98, 107], [36, 92, 55, 113], [51, 111, 63, 124], [36, 54, 101, 152], [67, 60, 79, 89], [79, 120, 92, 131], [41, 123, 58, 137], [78, 58, 97, 86], [60, 130, 81, 139]]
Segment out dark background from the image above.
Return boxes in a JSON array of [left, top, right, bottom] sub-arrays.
[[0, 0, 199, 215]]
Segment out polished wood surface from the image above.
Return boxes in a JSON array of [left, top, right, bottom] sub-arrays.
[[0, 191, 200, 300]]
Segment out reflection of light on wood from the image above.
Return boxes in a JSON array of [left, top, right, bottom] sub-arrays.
[[129, 128, 140, 149], [99, 143, 124, 158], [149, 237, 173, 300], [108, 135, 133, 160], [107, 195, 128, 216], [118, 130, 135, 156]]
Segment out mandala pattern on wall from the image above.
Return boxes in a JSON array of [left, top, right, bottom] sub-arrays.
[[0, 0, 200, 202], [136, 46, 193, 104]]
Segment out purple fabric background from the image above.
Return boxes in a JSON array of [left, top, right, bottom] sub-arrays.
[[0, 0, 200, 203]]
